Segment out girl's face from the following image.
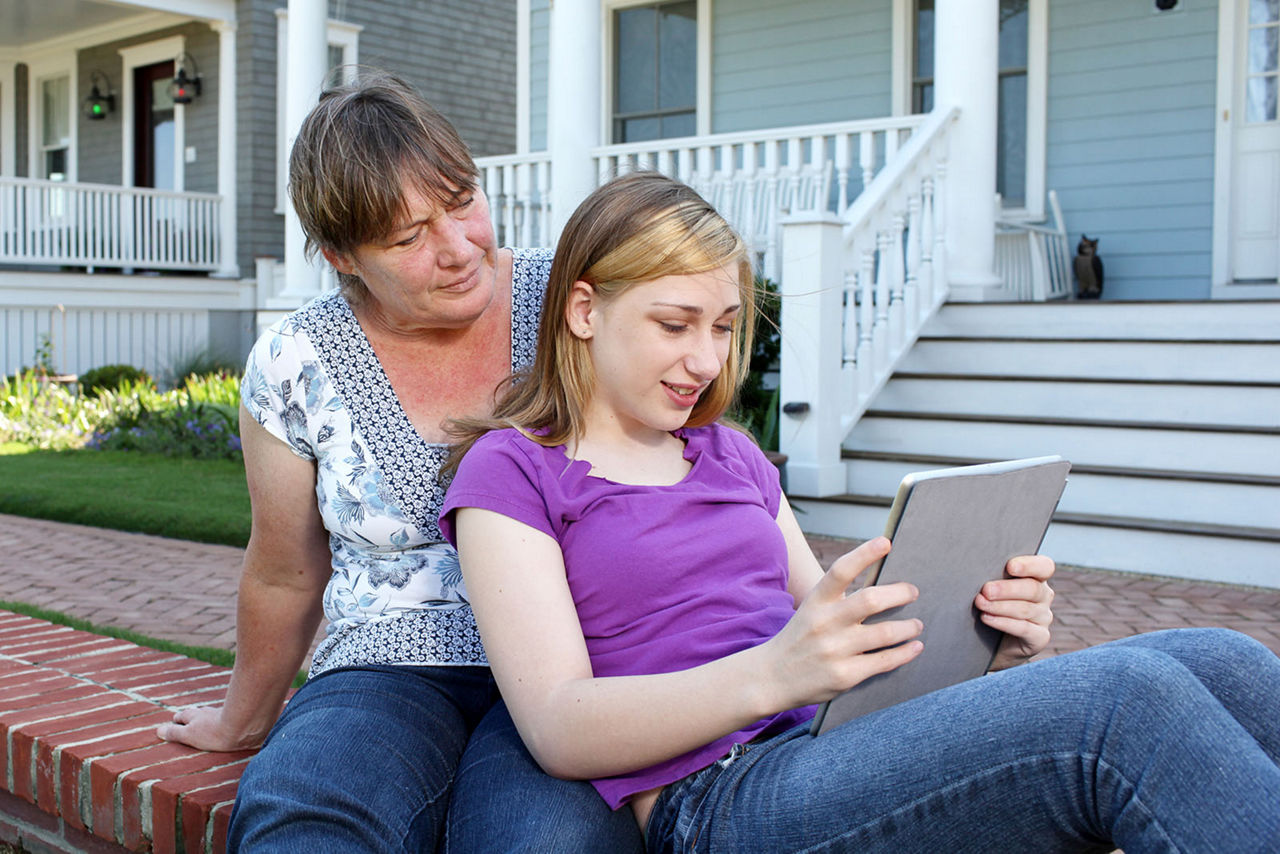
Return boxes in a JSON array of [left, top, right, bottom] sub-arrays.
[[569, 264, 741, 441]]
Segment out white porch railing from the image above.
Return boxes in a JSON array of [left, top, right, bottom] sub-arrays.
[[475, 116, 927, 282], [994, 189, 1073, 301], [0, 177, 223, 272], [476, 153, 554, 251], [778, 108, 959, 498]]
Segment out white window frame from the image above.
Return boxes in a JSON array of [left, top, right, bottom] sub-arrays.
[[0, 58, 16, 177], [895, 0, 1046, 220], [26, 52, 76, 183], [602, 0, 711, 143], [275, 10, 361, 214], [119, 35, 187, 192]]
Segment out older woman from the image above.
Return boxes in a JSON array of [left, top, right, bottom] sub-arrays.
[[156, 71, 643, 853]]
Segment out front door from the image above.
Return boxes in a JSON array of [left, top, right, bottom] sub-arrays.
[[132, 61, 175, 190], [1230, 0, 1280, 283]]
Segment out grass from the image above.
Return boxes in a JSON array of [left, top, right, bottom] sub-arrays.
[[0, 442, 250, 547]]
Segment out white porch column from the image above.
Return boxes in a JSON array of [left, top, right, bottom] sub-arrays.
[[278, 0, 327, 304], [778, 213, 846, 498], [0, 61, 15, 176], [547, 0, 601, 238], [934, 0, 1001, 299], [212, 21, 239, 278]]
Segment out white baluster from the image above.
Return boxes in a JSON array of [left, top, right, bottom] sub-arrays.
[[516, 162, 533, 248], [856, 246, 876, 400], [918, 176, 935, 311], [888, 213, 905, 355], [842, 269, 858, 367], [502, 163, 517, 249], [904, 191, 921, 328], [762, 141, 781, 282], [932, 160, 948, 301], [537, 160, 552, 247], [834, 133, 851, 213], [860, 132, 875, 191], [741, 141, 758, 260], [873, 225, 891, 369]]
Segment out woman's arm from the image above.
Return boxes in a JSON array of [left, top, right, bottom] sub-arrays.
[[157, 407, 332, 751], [456, 507, 923, 780]]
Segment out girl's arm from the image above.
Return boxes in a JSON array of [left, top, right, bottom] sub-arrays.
[[456, 507, 924, 780]]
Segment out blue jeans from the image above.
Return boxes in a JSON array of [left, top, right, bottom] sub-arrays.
[[646, 629, 1280, 853], [229, 665, 642, 853]]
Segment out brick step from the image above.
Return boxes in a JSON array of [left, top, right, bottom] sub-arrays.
[[0, 611, 253, 854]]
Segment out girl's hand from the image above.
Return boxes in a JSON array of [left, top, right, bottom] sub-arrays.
[[977, 554, 1056, 670], [762, 537, 924, 709]]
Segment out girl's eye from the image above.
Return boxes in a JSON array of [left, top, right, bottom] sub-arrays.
[[659, 322, 686, 334], [713, 324, 734, 336]]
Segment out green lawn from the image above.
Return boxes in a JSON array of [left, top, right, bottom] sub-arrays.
[[0, 442, 250, 547]]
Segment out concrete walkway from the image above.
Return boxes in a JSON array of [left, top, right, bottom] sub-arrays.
[[2, 512, 1278, 660]]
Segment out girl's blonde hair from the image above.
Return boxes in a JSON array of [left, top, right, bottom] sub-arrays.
[[448, 171, 757, 465]]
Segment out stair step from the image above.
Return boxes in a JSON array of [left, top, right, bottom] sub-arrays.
[[872, 378, 1280, 429], [926, 301, 1280, 341], [789, 499, 1280, 588], [846, 416, 1280, 478], [899, 339, 1280, 383], [838, 456, 1280, 531]]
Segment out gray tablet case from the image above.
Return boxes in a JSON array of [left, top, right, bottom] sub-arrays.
[[809, 455, 1071, 735]]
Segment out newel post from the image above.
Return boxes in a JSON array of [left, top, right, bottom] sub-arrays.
[[778, 212, 847, 498]]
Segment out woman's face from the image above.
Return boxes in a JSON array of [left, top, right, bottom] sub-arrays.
[[327, 185, 499, 332], [571, 264, 741, 441]]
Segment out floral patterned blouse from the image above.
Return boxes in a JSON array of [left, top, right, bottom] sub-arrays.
[[241, 248, 551, 676]]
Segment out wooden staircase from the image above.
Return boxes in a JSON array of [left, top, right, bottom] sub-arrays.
[[788, 301, 1280, 589]]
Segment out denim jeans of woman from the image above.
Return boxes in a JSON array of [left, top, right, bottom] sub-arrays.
[[228, 664, 643, 853], [646, 629, 1280, 853]]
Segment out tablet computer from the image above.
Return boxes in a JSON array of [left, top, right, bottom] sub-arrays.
[[809, 455, 1070, 736]]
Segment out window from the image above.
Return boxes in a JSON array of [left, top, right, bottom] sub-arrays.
[[1247, 0, 1279, 123], [612, 0, 697, 143], [913, 0, 1038, 210], [275, 12, 361, 212], [40, 75, 70, 181]]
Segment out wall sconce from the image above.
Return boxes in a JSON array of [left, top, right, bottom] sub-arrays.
[[168, 52, 202, 104], [83, 71, 115, 120]]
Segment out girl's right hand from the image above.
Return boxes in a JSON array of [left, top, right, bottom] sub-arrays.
[[763, 537, 924, 709]]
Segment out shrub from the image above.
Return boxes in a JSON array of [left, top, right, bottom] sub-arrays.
[[86, 377, 243, 460], [0, 371, 102, 450], [79, 364, 153, 397], [731, 277, 781, 451], [164, 348, 241, 389]]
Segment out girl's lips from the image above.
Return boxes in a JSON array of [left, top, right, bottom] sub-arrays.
[[662, 381, 702, 408]]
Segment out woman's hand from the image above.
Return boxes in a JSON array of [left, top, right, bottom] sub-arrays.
[[157, 706, 269, 753], [978, 554, 1056, 670], [762, 537, 925, 710]]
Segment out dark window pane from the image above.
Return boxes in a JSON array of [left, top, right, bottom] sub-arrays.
[[616, 7, 657, 114], [658, 1, 697, 110], [997, 73, 1027, 206], [913, 82, 933, 114], [999, 0, 1029, 69], [622, 116, 662, 143], [661, 111, 696, 139], [916, 0, 934, 79]]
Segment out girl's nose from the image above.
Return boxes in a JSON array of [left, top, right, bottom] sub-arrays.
[[685, 330, 723, 380]]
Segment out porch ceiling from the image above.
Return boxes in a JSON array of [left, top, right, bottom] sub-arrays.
[[0, 0, 137, 48]]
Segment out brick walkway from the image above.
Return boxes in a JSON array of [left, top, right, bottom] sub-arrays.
[[2, 512, 1278, 659]]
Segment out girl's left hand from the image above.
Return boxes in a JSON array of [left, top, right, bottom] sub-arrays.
[[977, 554, 1056, 670]]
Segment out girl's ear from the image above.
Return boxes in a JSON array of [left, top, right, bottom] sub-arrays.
[[565, 281, 597, 340], [321, 247, 357, 276]]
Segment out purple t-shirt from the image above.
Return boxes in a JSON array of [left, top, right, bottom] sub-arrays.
[[439, 423, 815, 809]]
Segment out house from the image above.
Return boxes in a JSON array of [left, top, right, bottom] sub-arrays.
[[4, 0, 1277, 586], [1, 0, 516, 379]]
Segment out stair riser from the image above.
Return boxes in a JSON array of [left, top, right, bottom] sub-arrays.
[[847, 417, 1280, 478], [844, 459, 1280, 531], [925, 303, 1280, 341], [901, 340, 1280, 383], [872, 378, 1280, 428], [789, 499, 1280, 589]]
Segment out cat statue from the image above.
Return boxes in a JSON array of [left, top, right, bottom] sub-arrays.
[[1074, 235, 1104, 299]]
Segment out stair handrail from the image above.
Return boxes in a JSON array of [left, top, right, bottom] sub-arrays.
[[777, 107, 957, 498], [839, 106, 958, 433]]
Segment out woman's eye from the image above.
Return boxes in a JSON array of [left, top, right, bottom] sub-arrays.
[[395, 231, 419, 246]]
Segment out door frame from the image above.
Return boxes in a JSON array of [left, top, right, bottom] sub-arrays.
[[119, 35, 186, 192], [1211, 0, 1280, 297]]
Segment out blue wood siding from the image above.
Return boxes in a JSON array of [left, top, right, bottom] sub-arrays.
[[713, 0, 890, 132], [1046, 0, 1219, 300]]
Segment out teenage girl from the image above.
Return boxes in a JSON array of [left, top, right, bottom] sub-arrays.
[[441, 172, 1280, 852]]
